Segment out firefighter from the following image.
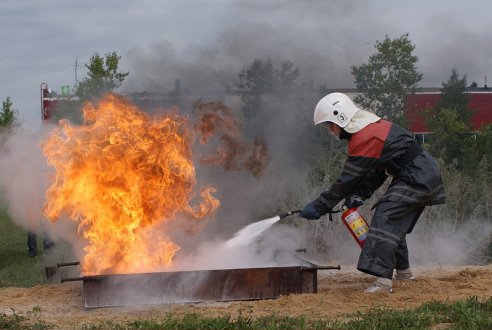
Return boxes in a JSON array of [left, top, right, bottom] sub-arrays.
[[299, 92, 446, 293]]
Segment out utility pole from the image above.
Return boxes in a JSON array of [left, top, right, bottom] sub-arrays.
[[72, 57, 83, 89]]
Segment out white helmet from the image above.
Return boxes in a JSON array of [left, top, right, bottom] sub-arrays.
[[313, 92, 361, 127]]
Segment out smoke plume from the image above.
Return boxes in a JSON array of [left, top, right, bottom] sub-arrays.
[[193, 100, 270, 178]]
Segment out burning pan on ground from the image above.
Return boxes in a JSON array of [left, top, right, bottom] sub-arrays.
[[60, 265, 340, 308]]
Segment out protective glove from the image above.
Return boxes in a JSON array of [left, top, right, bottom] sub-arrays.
[[299, 202, 321, 220], [344, 195, 364, 209]]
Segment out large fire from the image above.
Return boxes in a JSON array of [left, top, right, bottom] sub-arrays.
[[41, 94, 220, 275]]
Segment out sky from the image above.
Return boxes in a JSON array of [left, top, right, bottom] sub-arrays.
[[1, 0, 492, 129]]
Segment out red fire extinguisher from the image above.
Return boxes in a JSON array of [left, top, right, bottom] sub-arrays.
[[341, 207, 369, 248]]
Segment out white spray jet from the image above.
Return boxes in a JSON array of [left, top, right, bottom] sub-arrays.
[[225, 210, 301, 248]]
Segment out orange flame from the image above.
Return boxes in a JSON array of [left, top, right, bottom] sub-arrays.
[[41, 94, 219, 275]]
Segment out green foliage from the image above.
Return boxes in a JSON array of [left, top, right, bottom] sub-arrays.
[[351, 33, 422, 127], [51, 51, 129, 125], [436, 69, 473, 125], [425, 70, 492, 176], [0, 97, 19, 131], [0, 310, 26, 329], [426, 108, 470, 165], [417, 153, 492, 265], [234, 58, 276, 118], [435, 157, 475, 223], [422, 70, 492, 263], [424, 68, 492, 176], [0, 306, 54, 329], [0, 209, 47, 287], [76, 51, 129, 100], [460, 126, 492, 176], [305, 135, 346, 194]]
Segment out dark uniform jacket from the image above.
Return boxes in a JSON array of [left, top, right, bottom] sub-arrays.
[[313, 120, 446, 214]]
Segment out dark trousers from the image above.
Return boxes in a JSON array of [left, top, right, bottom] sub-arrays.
[[27, 232, 54, 257], [357, 201, 425, 279]]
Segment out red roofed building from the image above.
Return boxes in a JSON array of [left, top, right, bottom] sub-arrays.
[[406, 90, 492, 142]]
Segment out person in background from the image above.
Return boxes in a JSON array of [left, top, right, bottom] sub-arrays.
[[27, 232, 54, 257], [299, 92, 445, 293]]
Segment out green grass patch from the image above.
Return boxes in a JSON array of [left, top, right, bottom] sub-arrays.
[[0, 208, 47, 287], [0, 306, 54, 329], [330, 296, 492, 330], [126, 313, 314, 330], [75, 296, 492, 329], [416, 296, 492, 330], [0, 296, 490, 329], [92, 296, 492, 330]]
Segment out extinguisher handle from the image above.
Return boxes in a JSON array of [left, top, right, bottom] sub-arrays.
[[328, 209, 342, 221]]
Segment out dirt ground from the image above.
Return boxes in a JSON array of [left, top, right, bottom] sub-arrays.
[[0, 264, 491, 329]]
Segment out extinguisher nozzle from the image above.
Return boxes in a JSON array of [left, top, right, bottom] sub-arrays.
[[279, 210, 302, 219]]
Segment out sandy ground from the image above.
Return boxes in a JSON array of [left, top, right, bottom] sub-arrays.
[[0, 264, 491, 329]]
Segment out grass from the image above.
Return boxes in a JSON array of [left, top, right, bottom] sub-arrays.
[[331, 296, 492, 330], [0, 306, 54, 329], [0, 297, 490, 329], [0, 208, 47, 287]]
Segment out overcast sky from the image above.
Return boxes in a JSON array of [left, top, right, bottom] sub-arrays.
[[2, 0, 492, 129]]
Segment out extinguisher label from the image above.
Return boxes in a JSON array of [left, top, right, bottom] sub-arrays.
[[345, 211, 359, 223], [344, 210, 369, 241]]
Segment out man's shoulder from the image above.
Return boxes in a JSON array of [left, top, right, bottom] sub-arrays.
[[348, 120, 392, 158], [353, 120, 392, 141]]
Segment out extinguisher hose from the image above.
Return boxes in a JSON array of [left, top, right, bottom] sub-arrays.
[[279, 209, 342, 221], [328, 208, 342, 222], [279, 210, 302, 219]]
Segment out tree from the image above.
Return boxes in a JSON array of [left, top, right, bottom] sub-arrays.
[[234, 59, 302, 118], [461, 125, 492, 176], [76, 51, 129, 99], [351, 34, 422, 126], [234, 59, 275, 119], [55, 51, 129, 125], [234, 57, 337, 176], [0, 97, 19, 131], [426, 108, 469, 164], [425, 69, 477, 169], [435, 68, 472, 127], [277, 61, 300, 92]]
